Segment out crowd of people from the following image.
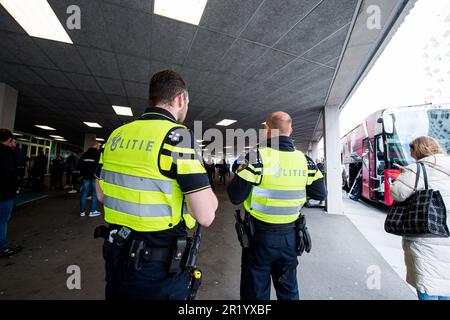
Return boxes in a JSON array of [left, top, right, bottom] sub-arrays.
[[204, 159, 231, 188], [0, 129, 102, 259]]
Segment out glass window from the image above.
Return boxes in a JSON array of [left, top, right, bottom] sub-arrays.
[[30, 145, 37, 157], [384, 107, 450, 167]]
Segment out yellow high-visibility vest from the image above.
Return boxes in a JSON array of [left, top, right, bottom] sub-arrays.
[[242, 147, 309, 224], [99, 119, 195, 232]]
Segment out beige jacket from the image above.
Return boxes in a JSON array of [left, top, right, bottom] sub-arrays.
[[390, 154, 450, 296]]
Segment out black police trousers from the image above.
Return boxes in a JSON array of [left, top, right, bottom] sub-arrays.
[[240, 227, 299, 300], [105, 255, 190, 300]]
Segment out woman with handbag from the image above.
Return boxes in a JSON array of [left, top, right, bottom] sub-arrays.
[[390, 136, 450, 300]]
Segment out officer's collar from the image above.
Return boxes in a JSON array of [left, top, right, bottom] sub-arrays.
[[140, 106, 177, 123], [263, 136, 295, 151]]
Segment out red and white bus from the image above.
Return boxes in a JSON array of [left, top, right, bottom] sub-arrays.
[[341, 104, 450, 206]]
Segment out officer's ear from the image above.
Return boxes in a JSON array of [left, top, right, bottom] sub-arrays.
[[174, 93, 184, 109], [264, 123, 270, 139]]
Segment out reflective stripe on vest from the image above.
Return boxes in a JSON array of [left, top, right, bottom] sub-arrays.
[[101, 169, 172, 194], [104, 196, 172, 217], [252, 186, 306, 200], [250, 202, 302, 215]]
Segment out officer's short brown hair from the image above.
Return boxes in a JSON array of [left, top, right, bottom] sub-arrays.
[[149, 70, 188, 107]]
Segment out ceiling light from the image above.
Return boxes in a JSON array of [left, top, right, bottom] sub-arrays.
[[154, 0, 208, 26], [112, 105, 133, 116], [0, 0, 73, 44], [96, 138, 105, 142], [84, 122, 102, 128], [196, 139, 204, 142], [49, 135, 64, 139], [35, 125, 56, 131], [17, 138, 28, 142], [244, 146, 252, 149], [216, 119, 237, 126], [13, 132, 23, 136], [55, 138, 67, 142]]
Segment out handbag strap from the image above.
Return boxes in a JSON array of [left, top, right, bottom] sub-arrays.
[[419, 162, 429, 190], [414, 162, 421, 191]]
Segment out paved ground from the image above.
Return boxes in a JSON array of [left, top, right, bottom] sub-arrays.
[[342, 194, 412, 289], [0, 177, 415, 300]]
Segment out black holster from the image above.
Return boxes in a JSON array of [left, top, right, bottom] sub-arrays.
[[168, 237, 188, 274], [295, 215, 312, 256], [234, 210, 254, 248]]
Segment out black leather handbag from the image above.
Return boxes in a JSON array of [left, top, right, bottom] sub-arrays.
[[385, 162, 449, 237]]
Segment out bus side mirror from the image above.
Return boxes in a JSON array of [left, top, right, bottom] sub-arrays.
[[383, 114, 394, 134]]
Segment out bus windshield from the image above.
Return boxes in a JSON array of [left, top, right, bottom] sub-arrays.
[[383, 107, 450, 168]]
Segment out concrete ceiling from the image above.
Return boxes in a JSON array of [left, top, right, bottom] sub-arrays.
[[0, 0, 402, 151]]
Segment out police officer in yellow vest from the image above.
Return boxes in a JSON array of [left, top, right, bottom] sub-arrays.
[[95, 70, 218, 300], [228, 111, 326, 300]]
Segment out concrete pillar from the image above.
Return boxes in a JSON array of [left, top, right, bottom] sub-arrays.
[[84, 133, 97, 151], [0, 83, 18, 131], [310, 141, 319, 163], [323, 105, 343, 214]]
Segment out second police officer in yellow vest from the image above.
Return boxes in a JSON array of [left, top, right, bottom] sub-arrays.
[[228, 112, 327, 300], [95, 70, 218, 300]]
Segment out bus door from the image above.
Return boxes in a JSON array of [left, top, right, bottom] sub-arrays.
[[361, 138, 371, 200], [372, 135, 385, 201]]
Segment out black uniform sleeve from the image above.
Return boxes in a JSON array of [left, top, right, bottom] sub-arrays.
[[159, 127, 210, 194], [227, 149, 262, 205], [305, 155, 327, 200], [94, 149, 104, 180]]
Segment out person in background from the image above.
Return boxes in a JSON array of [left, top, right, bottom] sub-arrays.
[[67, 151, 80, 194], [219, 159, 228, 185], [204, 159, 216, 189], [50, 155, 65, 190], [0, 129, 22, 258], [390, 136, 450, 300], [13, 144, 27, 190], [26, 156, 34, 188], [78, 143, 101, 217], [31, 150, 47, 192], [316, 158, 325, 175], [348, 162, 362, 201], [65, 151, 77, 189]]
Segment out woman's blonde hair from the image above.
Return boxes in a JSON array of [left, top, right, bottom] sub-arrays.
[[409, 136, 444, 160]]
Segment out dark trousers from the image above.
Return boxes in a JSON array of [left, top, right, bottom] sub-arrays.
[[105, 252, 190, 300], [51, 173, 63, 189], [241, 227, 299, 300], [71, 172, 79, 190], [32, 174, 45, 191], [66, 171, 72, 186], [0, 199, 14, 249], [219, 173, 226, 184], [207, 171, 215, 188]]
